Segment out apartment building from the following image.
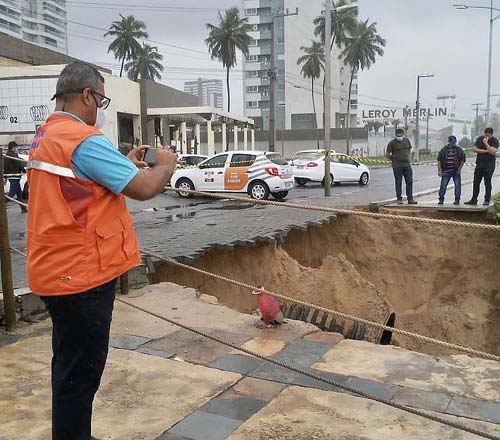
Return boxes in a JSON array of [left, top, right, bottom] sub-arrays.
[[0, 0, 68, 54], [184, 78, 224, 110], [241, 0, 358, 131]]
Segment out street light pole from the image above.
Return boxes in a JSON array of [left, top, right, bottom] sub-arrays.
[[472, 103, 483, 139], [324, 0, 332, 197]]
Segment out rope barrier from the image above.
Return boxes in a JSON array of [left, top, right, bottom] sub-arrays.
[[141, 249, 500, 362], [4, 195, 28, 208], [116, 296, 500, 440], [4, 186, 500, 359], [164, 187, 500, 232]]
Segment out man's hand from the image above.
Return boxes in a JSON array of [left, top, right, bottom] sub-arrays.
[[127, 146, 149, 168], [483, 137, 490, 147], [155, 147, 178, 172], [438, 170, 442, 177]]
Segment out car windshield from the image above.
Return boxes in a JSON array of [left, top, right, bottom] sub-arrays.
[[295, 154, 322, 161]]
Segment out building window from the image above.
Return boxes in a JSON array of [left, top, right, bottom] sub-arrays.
[[249, 38, 258, 46], [245, 8, 257, 15], [247, 101, 259, 108], [277, 36, 284, 44], [246, 71, 258, 78], [44, 36, 58, 47], [278, 83, 285, 91], [247, 86, 259, 93], [247, 55, 258, 62], [251, 24, 258, 31], [296, 114, 313, 122]]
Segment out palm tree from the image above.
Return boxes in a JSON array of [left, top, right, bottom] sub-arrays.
[[206, 8, 252, 112], [313, 0, 358, 116], [125, 43, 164, 81], [340, 19, 386, 154], [297, 41, 325, 149], [105, 14, 149, 77]]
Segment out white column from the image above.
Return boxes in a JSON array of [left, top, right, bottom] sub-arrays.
[[251, 128, 255, 150], [180, 121, 187, 154], [195, 123, 201, 154], [174, 127, 179, 149], [207, 120, 215, 156], [233, 125, 239, 150], [243, 126, 248, 150], [222, 122, 227, 151]]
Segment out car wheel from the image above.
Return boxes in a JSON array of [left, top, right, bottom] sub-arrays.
[[295, 178, 307, 187], [175, 178, 195, 198], [359, 172, 369, 186], [321, 174, 334, 187], [249, 181, 270, 200], [271, 191, 288, 200]]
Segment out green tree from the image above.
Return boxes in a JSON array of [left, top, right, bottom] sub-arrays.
[[473, 115, 486, 138], [313, 0, 358, 122], [490, 113, 500, 132], [206, 8, 252, 112], [340, 19, 386, 154], [125, 43, 164, 81], [297, 41, 325, 149], [105, 14, 149, 77]]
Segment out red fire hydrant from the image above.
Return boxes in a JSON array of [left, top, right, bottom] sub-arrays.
[[252, 285, 284, 325]]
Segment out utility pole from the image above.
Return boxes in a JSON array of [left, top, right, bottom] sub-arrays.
[[324, 0, 332, 197], [415, 73, 434, 162], [486, 0, 494, 125], [404, 105, 409, 136], [269, 7, 298, 152], [472, 103, 483, 140], [0, 154, 16, 331], [425, 113, 430, 152]]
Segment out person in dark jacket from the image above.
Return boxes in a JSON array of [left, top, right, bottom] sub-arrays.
[[3, 141, 27, 212], [437, 135, 466, 205], [465, 127, 499, 206]]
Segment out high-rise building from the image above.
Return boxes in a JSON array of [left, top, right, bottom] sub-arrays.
[[184, 78, 224, 110], [0, 0, 68, 54], [241, 0, 358, 131]]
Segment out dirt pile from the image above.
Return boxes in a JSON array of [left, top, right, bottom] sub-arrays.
[[154, 244, 392, 342], [153, 213, 500, 355]]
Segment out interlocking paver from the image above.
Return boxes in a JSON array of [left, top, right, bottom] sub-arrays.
[[392, 387, 452, 413], [168, 411, 241, 440], [447, 395, 500, 424], [208, 354, 264, 375], [199, 394, 267, 421], [109, 335, 151, 350]]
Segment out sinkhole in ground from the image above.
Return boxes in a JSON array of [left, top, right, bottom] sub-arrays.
[[151, 210, 500, 356]]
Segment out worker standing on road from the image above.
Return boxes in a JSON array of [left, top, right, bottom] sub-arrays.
[[465, 127, 499, 206], [386, 128, 417, 205], [3, 141, 27, 213], [437, 135, 466, 205], [26, 61, 177, 440]]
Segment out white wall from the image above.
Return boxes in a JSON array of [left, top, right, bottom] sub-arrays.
[[0, 65, 141, 148]]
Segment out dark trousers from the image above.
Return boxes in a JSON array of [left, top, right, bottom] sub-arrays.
[[392, 165, 414, 200], [471, 164, 495, 202], [439, 170, 461, 201], [7, 178, 23, 201], [41, 279, 116, 440]]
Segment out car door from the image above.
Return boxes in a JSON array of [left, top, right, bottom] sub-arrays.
[[225, 153, 255, 192], [339, 157, 362, 181], [197, 154, 228, 191]]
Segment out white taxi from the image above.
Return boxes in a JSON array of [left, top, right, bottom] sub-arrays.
[[171, 150, 294, 200]]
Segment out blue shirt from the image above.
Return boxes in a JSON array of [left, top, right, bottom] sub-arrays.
[[55, 112, 139, 194]]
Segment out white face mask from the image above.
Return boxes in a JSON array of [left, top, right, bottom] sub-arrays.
[[396, 136, 404, 141], [94, 107, 107, 130]]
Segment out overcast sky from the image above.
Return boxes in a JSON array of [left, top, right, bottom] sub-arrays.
[[66, 0, 500, 119]]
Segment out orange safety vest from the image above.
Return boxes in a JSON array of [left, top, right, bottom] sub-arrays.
[[26, 113, 140, 296]]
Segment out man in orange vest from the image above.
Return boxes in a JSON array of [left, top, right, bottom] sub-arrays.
[[26, 61, 177, 440]]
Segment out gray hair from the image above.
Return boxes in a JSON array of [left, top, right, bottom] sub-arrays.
[[55, 61, 105, 96]]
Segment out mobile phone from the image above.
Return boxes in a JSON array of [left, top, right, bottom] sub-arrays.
[[143, 148, 158, 167]]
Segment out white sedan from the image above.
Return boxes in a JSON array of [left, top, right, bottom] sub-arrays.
[[291, 153, 370, 186]]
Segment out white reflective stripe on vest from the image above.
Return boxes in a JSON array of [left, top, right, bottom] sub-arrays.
[[27, 160, 76, 179]]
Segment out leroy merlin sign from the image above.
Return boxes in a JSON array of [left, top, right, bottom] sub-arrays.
[[361, 107, 448, 119]]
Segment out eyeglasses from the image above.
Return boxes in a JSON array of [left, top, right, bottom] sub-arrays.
[[51, 88, 111, 110]]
